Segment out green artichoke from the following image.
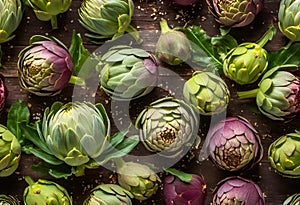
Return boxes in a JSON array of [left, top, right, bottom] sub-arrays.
[[155, 18, 192, 65], [23, 0, 72, 29], [79, 0, 139, 42], [0, 0, 23, 66], [183, 71, 230, 115], [0, 194, 19, 204], [223, 42, 268, 85], [0, 124, 21, 177], [117, 161, 161, 201], [23, 101, 138, 177], [284, 193, 300, 205], [238, 65, 300, 120], [206, 0, 264, 27], [135, 97, 200, 158], [83, 184, 133, 205], [278, 0, 300, 42], [23, 176, 72, 205], [268, 131, 300, 178], [97, 45, 159, 100], [18, 35, 73, 96]]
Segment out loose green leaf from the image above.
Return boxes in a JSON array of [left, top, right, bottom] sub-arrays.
[[256, 25, 276, 47], [185, 25, 237, 71], [165, 168, 193, 183], [31, 162, 73, 179], [268, 43, 300, 68], [69, 30, 93, 79], [7, 100, 30, 143]]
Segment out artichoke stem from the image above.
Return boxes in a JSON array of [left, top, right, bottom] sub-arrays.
[[24, 176, 35, 185], [159, 18, 172, 33], [51, 15, 58, 29], [256, 25, 276, 47], [69, 75, 86, 86], [237, 88, 259, 99]]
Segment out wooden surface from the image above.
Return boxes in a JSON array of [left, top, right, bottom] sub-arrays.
[[1, 0, 300, 204]]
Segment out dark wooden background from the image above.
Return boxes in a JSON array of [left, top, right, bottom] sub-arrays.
[[1, 0, 300, 204]]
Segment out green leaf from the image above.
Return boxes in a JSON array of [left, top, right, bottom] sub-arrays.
[[268, 43, 300, 68], [31, 162, 73, 179], [185, 25, 235, 71], [7, 100, 30, 143], [165, 168, 193, 183], [69, 30, 93, 79], [22, 145, 63, 165], [256, 25, 276, 47]]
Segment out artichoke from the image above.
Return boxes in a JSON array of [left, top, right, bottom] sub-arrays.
[[284, 193, 300, 205], [97, 45, 159, 100], [206, 0, 264, 27], [200, 116, 263, 172], [238, 65, 300, 120], [268, 131, 300, 178], [23, 0, 72, 29], [0, 74, 8, 114], [0, 124, 21, 177], [23, 101, 138, 177], [23, 176, 72, 205], [223, 42, 268, 85], [83, 184, 133, 205], [278, 0, 300, 42], [18, 35, 73, 96], [212, 176, 265, 205], [0, 195, 19, 205], [135, 97, 200, 158], [117, 161, 161, 201], [0, 0, 23, 67], [79, 0, 140, 42], [163, 168, 207, 205], [183, 70, 230, 115], [155, 18, 192, 65]]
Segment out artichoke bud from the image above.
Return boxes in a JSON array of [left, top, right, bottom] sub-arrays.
[[238, 65, 300, 120], [18, 35, 73, 96], [283, 193, 300, 205], [200, 116, 263, 172], [0, 0, 23, 44], [83, 184, 133, 205], [40, 101, 110, 169], [79, 0, 140, 42], [278, 0, 300, 41], [0, 74, 8, 114], [23, 176, 72, 205], [98, 45, 159, 100], [0, 124, 21, 177], [206, 0, 264, 27], [212, 176, 265, 205], [268, 131, 300, 178], [223, 42, 268, 85], [0, 194, 20, 205], [24, 0, 72, 29], [183, 71, 230, 115], [117, 161, 161, 201], [135, 97, 200, 158], [163, 169, 207, 205], [155, 18, 192, 65]]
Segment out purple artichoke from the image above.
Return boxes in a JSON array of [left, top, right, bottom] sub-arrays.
[[0, 74, 8, 114], [200, 116, 263, 172], [163, 168, 207, 205], [206, 0, 264, 28], [212, 176, 265, 205], [18, 35, 73, 96]]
